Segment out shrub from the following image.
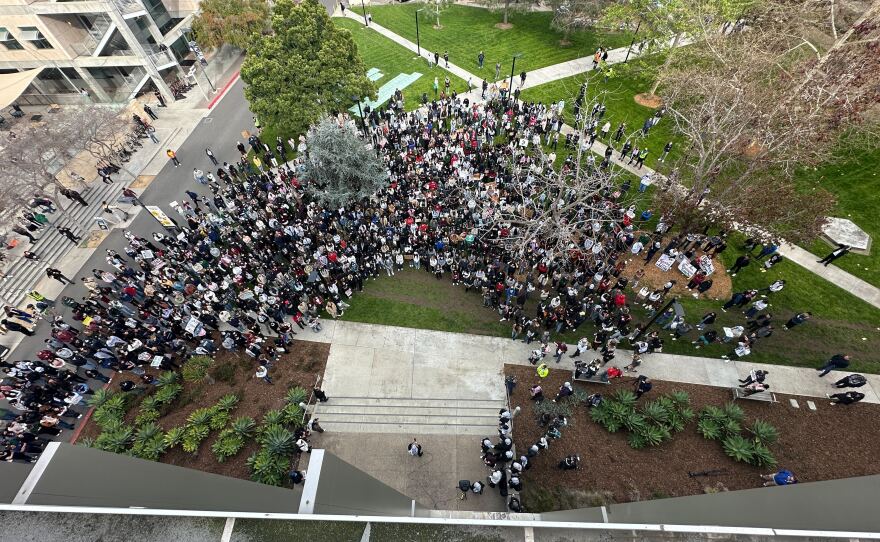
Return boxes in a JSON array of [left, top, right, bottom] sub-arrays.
[[751, 442, 777, 469], [285, 387, 308, 406], [164, 427, 186, 448], [182, 355, 214, 382], [641, 401, 669, 426], [134, 435, 167, 461], [92, 405, 124, 430], [95, 425, 134, 453], [231, 417, 257, 440], [722, 402, 745, 423], [697, 417, 722, 440], [534, 398, 574, 418], [135, 422, 162, 445], [187, 407, 214, 427], [282, 403, 305, 427], [209, 410, 230, 431], [182, 424, 210, 454], [156, 371, 179, 387], [134, 408, 160, 427], [261, 409, 285, 427], [211, 362, 237, 383], [748, 420, 779, 446], [612, 389, 637, 408]]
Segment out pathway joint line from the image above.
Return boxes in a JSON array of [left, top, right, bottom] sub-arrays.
[[220, 517, 235, 542]]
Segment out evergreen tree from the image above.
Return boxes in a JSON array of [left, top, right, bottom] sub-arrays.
[[241, 0, 375, 139], [191, 0, 270, 50], [303, 118, 387, 208]]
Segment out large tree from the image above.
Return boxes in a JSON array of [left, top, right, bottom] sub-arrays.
[[302, 117, 387, 208], [655, 0, 880, 242], [241, 0, 375, 140], [549, 0, 613, 42], [191, 0, 270, 50]]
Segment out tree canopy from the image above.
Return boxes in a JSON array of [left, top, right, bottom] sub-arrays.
[[191, 0, 270, 50], [303, 117, 387, 208], [240, 0, 375, 140]]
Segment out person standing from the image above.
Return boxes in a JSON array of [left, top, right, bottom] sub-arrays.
[[143, 103, 158, 120], [45, 267, 72, 285], [408, 438, 423, 457], [60, 188, 88, 207], [495, 62, 501, 81], [154, 90, 166, 107], [478, 50, 485, 69], [817, 243, 850, 266], [817, 353, 850, 377], [519, 71, 527, 88], [434, 51, 440, 67], [101, 200, 129, 222], [443, 51, 449, 68], [56, 226, 81, 244], [167, 149, 180, 167], [659, 141, 673, 162]]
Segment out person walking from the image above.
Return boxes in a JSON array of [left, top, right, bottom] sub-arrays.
[[145, 125, 159, 143], [206, 147, 218, 165], [443, 51, 449, 68], [817, 243, 850, 266], [832, 374, 867, 389], [101, 200, 129, 222], [659, 141, 673, 162], [45, 267, 72, 285], [817, 353, 850, 377], [519, 71, 527, 88], [478, 50, 485, 69], [433, 51, 440, 67], [167, 149, 180, 167], [143, 103, 158, 120], [60, 188, 88, 207], [122, 188, 143, 207], [56, 226, 81, 244], [408, 437, 423, 457], [728, 254, 751, 276]]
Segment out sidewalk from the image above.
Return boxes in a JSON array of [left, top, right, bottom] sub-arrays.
[[303, 320, 880, 404]]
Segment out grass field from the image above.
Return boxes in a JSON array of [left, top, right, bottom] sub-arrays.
[[798, 146, 880, 288], [336, 17, 469, 111], [368, 3, 630, 75], [340, 248, 880, 373], [520, 59, 684, 173]]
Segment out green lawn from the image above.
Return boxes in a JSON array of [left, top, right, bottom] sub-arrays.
[[336, 17, 469, 111], [520, 60, 684, 173], [797, 146, 880, 288], [340, 243, 880, 373], [368, 4, 630, 75]]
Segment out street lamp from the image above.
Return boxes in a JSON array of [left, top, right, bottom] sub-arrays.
[[508, 52, 523, 102], [415, 8, 424, 58], [361, 0, 368, 26], [623, 18, 642, 63]]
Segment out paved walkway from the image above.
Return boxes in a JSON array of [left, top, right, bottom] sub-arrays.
[[305, 320, 880, 403]]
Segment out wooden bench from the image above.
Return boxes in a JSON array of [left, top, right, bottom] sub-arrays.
[[572, 369, 610, 385], [732, 387, 778, 403]]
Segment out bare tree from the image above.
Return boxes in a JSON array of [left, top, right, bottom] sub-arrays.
[[655, 0, 880, 243]]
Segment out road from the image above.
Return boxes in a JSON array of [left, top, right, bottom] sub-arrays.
[[8, 77, 257, 437]]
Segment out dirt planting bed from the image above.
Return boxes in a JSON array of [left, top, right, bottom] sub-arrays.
[[504, 363, 880, 512]]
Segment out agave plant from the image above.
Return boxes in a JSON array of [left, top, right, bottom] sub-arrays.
[[281, 403, 304, 427], [722, 434, 754, 464], [92, 405, 124, 430], [640, 401, 669, 426], [86, 388, 114, 408], [209, 410, 230, 431], [135, 422, 162, 445], [285, 387, 308, 406], [164, 427, 186, 448], [182, 355, 214, 382], [212, 431, 245, 463], [95, 426, 134, 453], [612, 389, 637, 408], [668, 390, 690, 407], [215, 394, 240, 412], [153, 382, 183, 405], [750, 442, 777, 468], [748, 420, 779, 446], [697, 417, 721, 440], [230, 417, 257, 440], [248, 449, 290, 486], [155, 371, 180, 387], [261, 409, 285, 427], [134, 408, 160, 427], [699, 405, 726, 423], [261, 424, 296, 457], [182, 424, 210, 454], [187, 407, 214, 427], [722, 402, 745, 423]]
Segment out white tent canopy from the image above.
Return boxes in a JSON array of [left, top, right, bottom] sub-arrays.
[[0, 68, 42, 110]]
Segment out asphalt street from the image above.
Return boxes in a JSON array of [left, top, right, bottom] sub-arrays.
[[8, 76, 256, 434]]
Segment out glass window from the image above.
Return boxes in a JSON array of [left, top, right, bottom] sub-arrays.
[[18, 26, 53, 49], [0, 28, 24, 50]]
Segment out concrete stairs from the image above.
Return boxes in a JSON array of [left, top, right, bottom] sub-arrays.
[[313, 396, 507, 436], [1, 181, 124, 305]]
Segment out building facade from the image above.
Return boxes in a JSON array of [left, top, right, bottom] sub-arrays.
[[0, 0, 200, 104]]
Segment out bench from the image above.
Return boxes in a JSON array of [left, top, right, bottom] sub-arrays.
[[732, 387, 778, 403], [572, 369, 610, 385]]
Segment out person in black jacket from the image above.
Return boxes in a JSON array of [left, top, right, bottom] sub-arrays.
[[833, 374, 867, 388]]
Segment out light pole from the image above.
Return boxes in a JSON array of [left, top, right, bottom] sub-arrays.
[[415, 8, 424, 58], [361, 0, 368, 26], [623, 18, 642, 63], [508, 52, 522, 102]]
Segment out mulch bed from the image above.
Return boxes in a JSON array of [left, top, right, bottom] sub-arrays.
[[505, 363, 880, 511], [618, 250, 732, 302], [78, 339, 330, 481]]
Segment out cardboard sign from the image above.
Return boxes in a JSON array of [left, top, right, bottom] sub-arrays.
[[140, 249, 154, 260], [678, 259, 697, 278], [150, 356, 164, 368], [146, 206, 176, 228], [184, 317, 203, 335], [655, 253, 675, 272], [699, 255, 715, 275]]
